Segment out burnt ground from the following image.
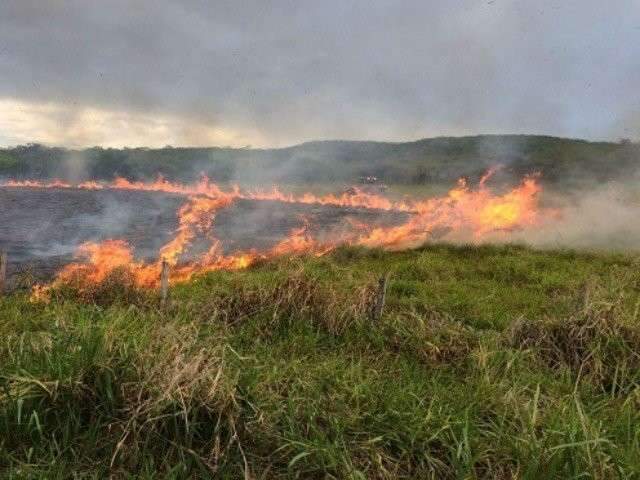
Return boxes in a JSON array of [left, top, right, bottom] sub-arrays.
[[0, 187, 409, 285]]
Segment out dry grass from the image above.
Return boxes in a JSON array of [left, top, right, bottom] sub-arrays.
[[506, 273, 640, 392], [108, 323, 240, 475], [183, 268, 376, 335], [384, 309, 479, 365]]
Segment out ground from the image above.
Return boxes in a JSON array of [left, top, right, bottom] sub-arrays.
[[1, 243, 640, 479]]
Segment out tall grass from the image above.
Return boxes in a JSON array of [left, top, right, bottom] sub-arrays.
[[1, 244, 640, 478]]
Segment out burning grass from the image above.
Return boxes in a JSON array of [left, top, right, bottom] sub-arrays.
[[1, 170, 555, 301], [40, 265, 153, 306], [2, 244, 640, 478]]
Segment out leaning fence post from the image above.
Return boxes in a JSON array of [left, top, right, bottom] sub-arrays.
[[160, 259, 169, 307], [371, 272, 390, 321], [0, 251, 6, 296]]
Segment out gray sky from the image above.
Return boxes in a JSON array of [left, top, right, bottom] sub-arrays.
[[0, 0, 639, 148]]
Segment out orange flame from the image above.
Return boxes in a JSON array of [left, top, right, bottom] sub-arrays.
[[159, 196, 232, 266], [1, 171, 552, 299], [1, 175, 411, 211]]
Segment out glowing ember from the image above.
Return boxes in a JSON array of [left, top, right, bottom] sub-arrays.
[[0, 170, 552, 299]]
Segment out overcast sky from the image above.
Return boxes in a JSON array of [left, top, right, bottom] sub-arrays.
[[0, 0, 639, 148]]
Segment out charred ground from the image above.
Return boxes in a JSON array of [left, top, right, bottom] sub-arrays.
[[0, 186, 408, 286]]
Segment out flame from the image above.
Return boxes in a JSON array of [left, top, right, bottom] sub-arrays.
[[350, 175, 541, 249], [1, 170, 552, 299], [269, 222, 332, 257], [1, 176, 411, 211], [159, 196, 232, 266], [35, 239, 160, 300]]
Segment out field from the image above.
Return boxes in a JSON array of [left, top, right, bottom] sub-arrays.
[[0, 187, 407, 285], [2, 243, 640, 478]]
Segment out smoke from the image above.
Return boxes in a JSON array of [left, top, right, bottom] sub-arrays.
[[59, 151, 90, 182], [516, 183, 640, 251], [0, 188, 183, 266]]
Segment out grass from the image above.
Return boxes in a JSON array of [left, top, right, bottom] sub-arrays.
[[2, 243, 640, 478]]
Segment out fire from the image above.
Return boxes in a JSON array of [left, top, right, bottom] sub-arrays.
[[352, 175, 542, 249], [1, 176, 412, 211], [159, 196, 232, 266], [35, 239, 160, 299], [0, 170, 553, 299], [61, 240, 135, 283], [269, 223, 333, 257]]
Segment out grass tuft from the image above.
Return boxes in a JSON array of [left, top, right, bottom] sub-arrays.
[[2, 245, 640, 478], [507, 273, 640, 393]]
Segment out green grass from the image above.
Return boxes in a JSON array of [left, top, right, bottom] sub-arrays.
[[2, 243, 640, 478]]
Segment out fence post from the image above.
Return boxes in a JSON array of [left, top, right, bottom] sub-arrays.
[[160, 259, 169, 307], [0, 251, 6, 296], [371, 272, 390, 321]]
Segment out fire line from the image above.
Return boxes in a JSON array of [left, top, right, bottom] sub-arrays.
[[1, 170, 551, 300]]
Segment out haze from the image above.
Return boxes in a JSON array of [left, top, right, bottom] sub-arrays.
[[1, 0, 638, 148]]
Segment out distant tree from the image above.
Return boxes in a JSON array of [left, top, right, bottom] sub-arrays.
[[0, 151, 19, 173]]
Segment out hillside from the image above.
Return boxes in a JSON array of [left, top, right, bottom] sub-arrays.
[[1, 135, 638, 188], [2, 244, 640, 478]]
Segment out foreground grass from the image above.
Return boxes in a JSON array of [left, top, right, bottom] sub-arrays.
[[2, 243, 640, 479]]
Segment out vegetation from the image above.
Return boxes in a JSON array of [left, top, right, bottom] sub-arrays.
[[1, 135, 639, 188], [0, 151, 19, 172], [2, 243, 640, 478]]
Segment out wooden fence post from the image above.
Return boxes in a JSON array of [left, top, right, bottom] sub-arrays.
[[160, 259, 169, 307], [0, 251, 6, 296], [371, 272, 390, 321]]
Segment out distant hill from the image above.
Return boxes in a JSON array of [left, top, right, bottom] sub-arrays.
[[1, 135, 638, 188]]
